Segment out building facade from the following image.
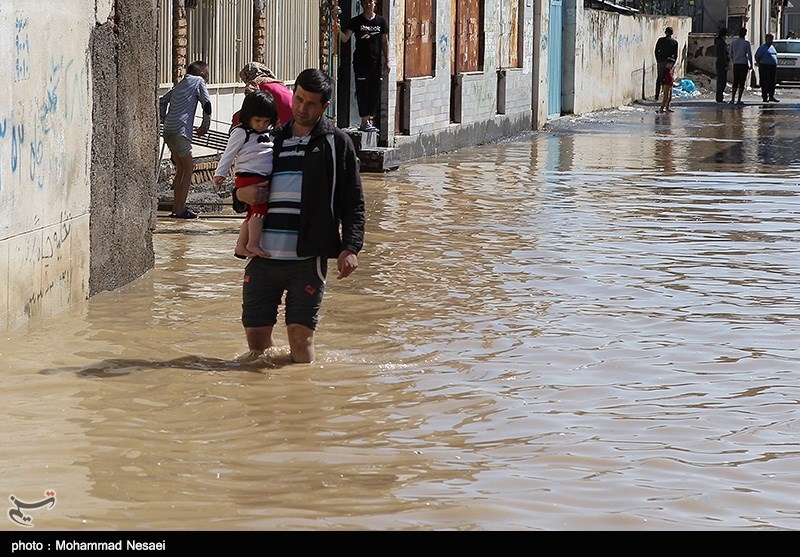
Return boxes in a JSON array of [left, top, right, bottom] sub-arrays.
[[2, 0, 691, 332]]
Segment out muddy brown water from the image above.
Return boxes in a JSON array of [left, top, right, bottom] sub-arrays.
[[2, 97, 800, 530]]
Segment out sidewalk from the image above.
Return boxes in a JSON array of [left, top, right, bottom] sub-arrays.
[[637, 71, 800, 108]]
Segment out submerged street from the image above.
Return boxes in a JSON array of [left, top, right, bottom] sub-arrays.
[[3, 91, 800, 530]]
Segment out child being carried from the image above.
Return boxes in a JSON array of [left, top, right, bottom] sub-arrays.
[[214, 91, 278, 259]]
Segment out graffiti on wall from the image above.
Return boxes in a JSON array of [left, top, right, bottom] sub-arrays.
[[0, 56, 87, 192], [15, 15, 30, 82]]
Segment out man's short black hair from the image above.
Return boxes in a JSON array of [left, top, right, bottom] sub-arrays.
[[665, 27, 673, 35], [294, 68, 333, 105], [739, 27, 748, 38]]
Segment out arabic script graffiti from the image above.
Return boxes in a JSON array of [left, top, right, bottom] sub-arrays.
[[8, 491, 56, 527]]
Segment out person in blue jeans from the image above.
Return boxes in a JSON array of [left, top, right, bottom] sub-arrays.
[[754, 33, 779, 103]]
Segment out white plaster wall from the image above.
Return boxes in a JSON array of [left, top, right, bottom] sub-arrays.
[[571, 10, 692, 115], [0, 0, 108, 330]]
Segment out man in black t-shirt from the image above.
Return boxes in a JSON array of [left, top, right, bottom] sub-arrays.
[[654, 27, 678, 101], [340, 0, 389, 132]]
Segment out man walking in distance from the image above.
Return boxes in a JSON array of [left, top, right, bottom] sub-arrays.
[[654, 27, 678, 101], [235, 68, 365, 364], [754, 33, 779, 103], [340, 0, 390, 132], [714, 27, 730, 103], [729, 27, 753, 105]]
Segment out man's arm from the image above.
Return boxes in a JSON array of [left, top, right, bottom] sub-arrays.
[[158, 90, 171, 122], [381, 33, 390, 74], [337, 134, 365, 257], [196, 83, 212, 137]]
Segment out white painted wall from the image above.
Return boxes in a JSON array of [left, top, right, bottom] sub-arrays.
[[0, 1, 110, 330], [570, 11, 693, 114]]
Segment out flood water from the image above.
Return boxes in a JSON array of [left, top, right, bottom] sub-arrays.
[[3, 100, 800, 531]]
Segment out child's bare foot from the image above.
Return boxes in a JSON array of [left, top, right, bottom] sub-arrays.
[[245, 244, 270, 258]]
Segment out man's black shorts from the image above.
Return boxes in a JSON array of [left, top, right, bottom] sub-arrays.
[[242, 257, 327, 330]]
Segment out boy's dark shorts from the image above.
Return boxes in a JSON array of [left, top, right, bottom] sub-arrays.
[[242, 257, 327, 330]]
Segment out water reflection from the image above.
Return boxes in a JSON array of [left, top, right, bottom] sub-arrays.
[[2, 100, 800, 530]]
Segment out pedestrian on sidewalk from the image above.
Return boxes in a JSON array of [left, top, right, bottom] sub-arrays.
[[729, 28, 753, 105], [159, 60, 212, 219], [654, 27, 678, 101], [714, 27, 730, 103], [755, 33, 779, 103]]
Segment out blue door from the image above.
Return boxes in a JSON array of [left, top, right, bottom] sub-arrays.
[[548, 0, 563, 119]]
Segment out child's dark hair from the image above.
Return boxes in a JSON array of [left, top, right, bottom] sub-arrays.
[[239, 91, 278, 129], [186, 60, 209, 77], [294, 68, 333, 104]]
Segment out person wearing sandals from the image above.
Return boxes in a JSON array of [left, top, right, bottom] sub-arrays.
[[340, 0, 389, 132], [159, 60, 212, 219]]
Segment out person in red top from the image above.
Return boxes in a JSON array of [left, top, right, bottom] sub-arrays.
[[659, 57, 676, 113], [230, 62, 292, 130]]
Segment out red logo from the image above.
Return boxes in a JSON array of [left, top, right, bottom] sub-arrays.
[[305, 285, 316, 295]]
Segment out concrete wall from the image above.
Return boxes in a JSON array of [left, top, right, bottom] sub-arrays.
[[568, 12, 693, 114], [0, 0, 158, 332]]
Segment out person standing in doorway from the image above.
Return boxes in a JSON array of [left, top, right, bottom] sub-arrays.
[[235, 68, 365, 364], [340, 0, 390, 132], [159, 60, 212, 219], [654, 27, 678, 101], [729, 27, 753, 105], [754, 33, 779, 102], [714, 27, 730, 103]]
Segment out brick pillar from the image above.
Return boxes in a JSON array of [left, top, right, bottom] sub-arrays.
[[319, 0, 336, 74], [172, 0, 187, 84], [253, 0, 266, 63]]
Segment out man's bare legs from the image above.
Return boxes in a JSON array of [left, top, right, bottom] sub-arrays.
[[239, 325, 275, 362], [171, 152, 194, 215], [244, 324, 314, 363], [245, 325, 275, 351], [287, 324, 315, 363]]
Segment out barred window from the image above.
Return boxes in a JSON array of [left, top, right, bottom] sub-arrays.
[[159, 0, 320, 87]]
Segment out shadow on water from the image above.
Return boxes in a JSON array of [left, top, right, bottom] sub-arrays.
[[38, 351, 295, 378]]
